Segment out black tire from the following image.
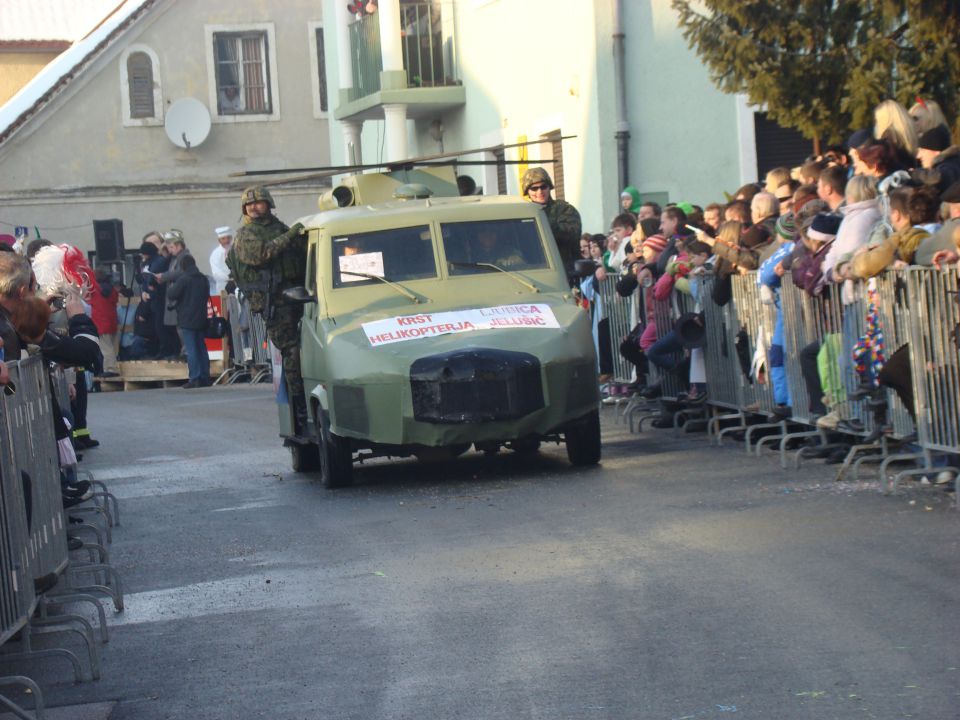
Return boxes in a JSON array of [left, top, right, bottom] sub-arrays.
[[565, 409, 601, 466], [319, 426, 353, 488], [290, 443, 321, 473]]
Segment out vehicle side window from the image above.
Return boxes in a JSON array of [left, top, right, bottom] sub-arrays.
[[441, 219, 548, 275], [305, 234, 317, 293], [332, 225, 435, 288]]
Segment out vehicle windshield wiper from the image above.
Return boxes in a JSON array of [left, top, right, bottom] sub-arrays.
[[449, 262, 539, 293], [340, 271, 422, 303]]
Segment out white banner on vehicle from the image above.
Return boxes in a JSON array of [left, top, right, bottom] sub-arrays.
[[362, 303, 560, 347]]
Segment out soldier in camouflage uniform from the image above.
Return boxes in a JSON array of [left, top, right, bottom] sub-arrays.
[[226, 187, 309, 428], [521, 167, 582, 274]]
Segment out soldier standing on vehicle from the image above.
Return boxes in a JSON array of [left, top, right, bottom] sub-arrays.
[[521, 167, 582, 274], [227, 187, 309, 428]]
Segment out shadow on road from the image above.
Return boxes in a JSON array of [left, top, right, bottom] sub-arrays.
[[320, 446, 601, 494]]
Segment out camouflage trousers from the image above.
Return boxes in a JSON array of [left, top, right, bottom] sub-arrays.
[[267, 304, 304, 403]]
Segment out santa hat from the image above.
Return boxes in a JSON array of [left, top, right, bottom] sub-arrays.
[[643, 234, 668, 253]]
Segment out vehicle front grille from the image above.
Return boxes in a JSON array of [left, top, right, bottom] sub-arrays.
[[410, 348, 544, 424]]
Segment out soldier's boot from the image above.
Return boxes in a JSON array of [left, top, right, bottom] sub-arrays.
[[291, 393, 309, 435]]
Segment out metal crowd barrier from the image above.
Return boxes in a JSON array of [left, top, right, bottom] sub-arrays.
[[0, 356, 69, 716], [594, 260, 959, 498], [0, 384, 34, 649], [219, 294, 272, 384], [647, 292, 691, 398], [595, 276, 637, 385], [891, 267, 960, 494], [872, 274, 916, 438], [599, 272, 696, 431], [49, 369, 70, 417], [729, 274, 779, 416], [618, 264, 959, 505], [6, 358, 69, 585], [700, 277, 744, 410], [0, 353, 126, 712]]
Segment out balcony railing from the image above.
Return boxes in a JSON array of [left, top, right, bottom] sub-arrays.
[[348, 2, 459, 103], [348, 13, 383, 102]]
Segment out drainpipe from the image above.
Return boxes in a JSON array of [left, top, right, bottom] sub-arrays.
[[612, 0, 630, 191]]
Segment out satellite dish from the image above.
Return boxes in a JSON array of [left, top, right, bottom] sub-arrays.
[[164, 98, 211, 150]]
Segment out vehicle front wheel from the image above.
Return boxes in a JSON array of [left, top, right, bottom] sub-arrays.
[[319, 425, 353, 488], [565, 410, 601, 466], [290, 443, 321, 473]]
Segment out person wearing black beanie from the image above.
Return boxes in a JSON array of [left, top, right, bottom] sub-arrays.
[[916, 124, 960, 192]]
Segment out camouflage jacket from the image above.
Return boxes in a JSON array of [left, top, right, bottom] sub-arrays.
[[226, 214, 306, 314], [542, 199, 582, 269]]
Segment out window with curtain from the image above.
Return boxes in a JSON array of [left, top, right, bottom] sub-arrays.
[[213, 31, 271, 115], [127, 52, 155, 118]]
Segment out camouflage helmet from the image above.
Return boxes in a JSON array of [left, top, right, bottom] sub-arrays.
[[521, 167, 554, 196], [240, 186, 276, 213]]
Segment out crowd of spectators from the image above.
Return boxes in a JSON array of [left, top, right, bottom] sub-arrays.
[[0, 226, 218, 530], [579, 98, 960, 465]]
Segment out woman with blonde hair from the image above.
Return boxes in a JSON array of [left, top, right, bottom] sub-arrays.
[[874, 99, 918, 169], [908, 97, 948, 135]]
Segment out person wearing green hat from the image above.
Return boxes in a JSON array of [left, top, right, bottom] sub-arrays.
[[620, 186, 641, 215]]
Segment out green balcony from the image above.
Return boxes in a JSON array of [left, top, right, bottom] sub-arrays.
[[337, 2, 465, 122]]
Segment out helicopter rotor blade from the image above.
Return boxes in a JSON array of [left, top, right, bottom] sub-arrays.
[[231, 135, 575, 180]]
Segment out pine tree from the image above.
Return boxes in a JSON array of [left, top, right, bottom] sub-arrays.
[[672, 0, 960, 143]]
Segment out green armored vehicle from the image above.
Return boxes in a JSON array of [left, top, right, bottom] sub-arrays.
[[278, 171, 600, 487]]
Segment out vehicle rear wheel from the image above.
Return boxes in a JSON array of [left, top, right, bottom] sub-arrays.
[[319, 425, 353, 488], [290, 443, 321, 473], [565, 409, 601, 466]]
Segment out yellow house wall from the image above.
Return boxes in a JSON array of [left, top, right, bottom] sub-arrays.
[[0, 52, 62, 105]]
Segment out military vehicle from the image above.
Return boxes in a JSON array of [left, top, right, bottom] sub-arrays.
[[243, 144, 600, 487]]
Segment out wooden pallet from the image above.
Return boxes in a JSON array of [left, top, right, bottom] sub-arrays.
[[94, 358, 225, 392], [97, 376, 187, 392]]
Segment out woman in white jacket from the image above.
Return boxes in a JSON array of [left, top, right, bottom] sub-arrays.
[[822, 175, 881, 285]]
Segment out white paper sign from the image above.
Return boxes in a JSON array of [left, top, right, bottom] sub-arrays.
[[339, 251, 385, 282], [362, 303, 560, 347]]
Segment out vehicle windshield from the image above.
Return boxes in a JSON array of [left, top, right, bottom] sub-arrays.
[[332, 225, 436, 289], [441, 218, 548, 275]]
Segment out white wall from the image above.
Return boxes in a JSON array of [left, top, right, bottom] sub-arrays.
[[621, 1, 745, 207]]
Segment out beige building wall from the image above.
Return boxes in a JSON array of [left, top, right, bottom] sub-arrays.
[[0, 51, 63, 105], [0, 0, 332, 274]]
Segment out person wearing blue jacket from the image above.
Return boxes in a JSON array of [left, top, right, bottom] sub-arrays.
[[758, 215, 797, 411]]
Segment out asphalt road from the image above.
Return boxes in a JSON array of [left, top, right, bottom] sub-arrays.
[[6, 384, 959, 720]]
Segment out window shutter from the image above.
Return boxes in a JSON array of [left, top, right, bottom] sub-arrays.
[[493, 147, 507, 195], [754, 112, 816, 180], [541, 130, 565, 201], [316, 28, 328, 113], [127, 52, 154, 118]]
